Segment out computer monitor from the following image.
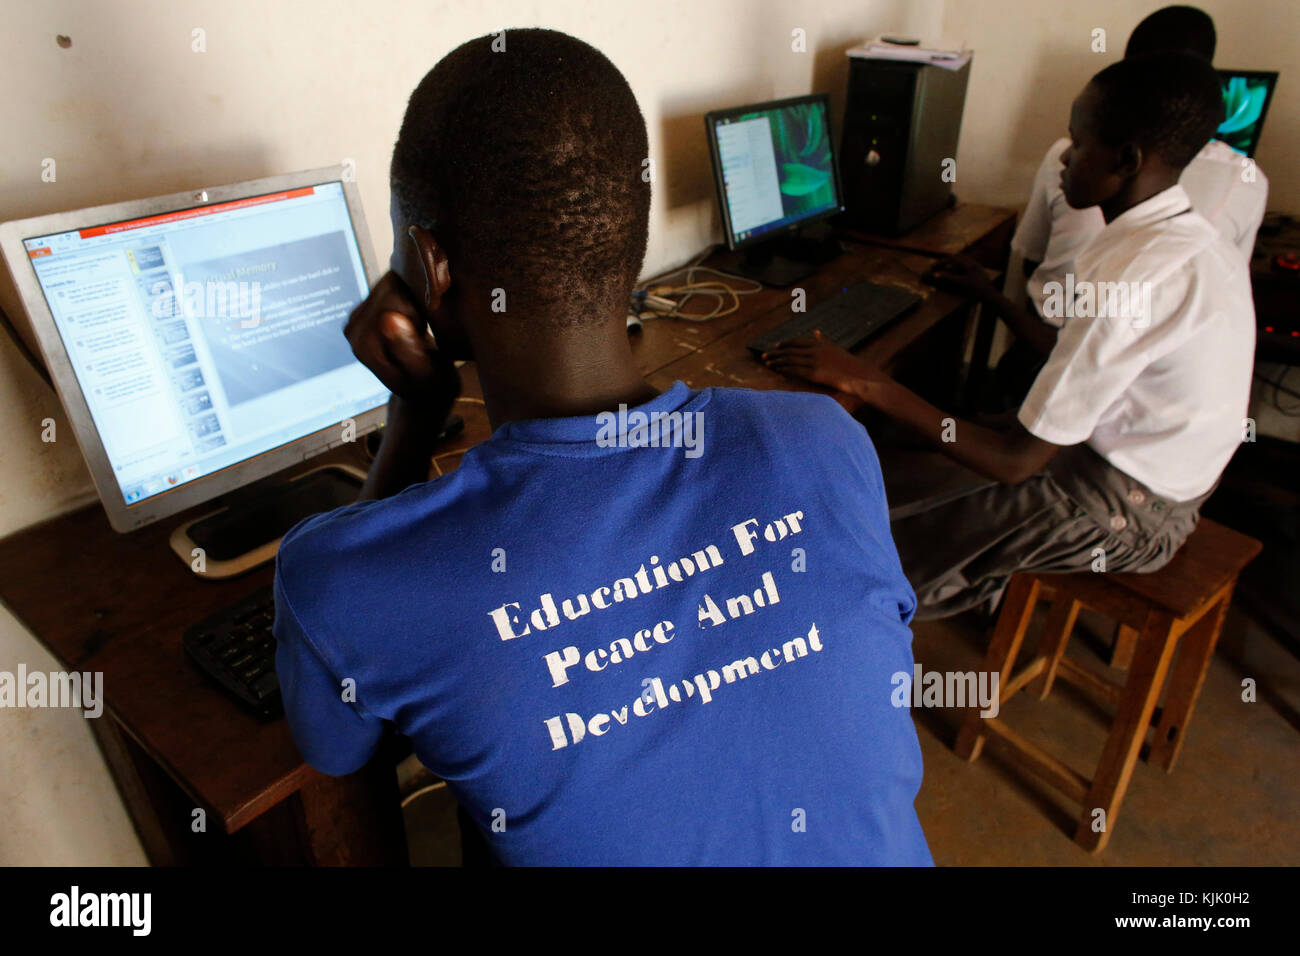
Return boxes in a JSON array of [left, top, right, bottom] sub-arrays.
[[1215, 69, 1278, 158], [0, 167, 388, 538], [705, 94, 845, 285]]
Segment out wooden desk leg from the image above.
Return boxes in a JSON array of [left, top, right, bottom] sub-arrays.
[[1031, 595, 1080, 700], [290, 760, 409, 866], [1147, 584, 1235, 773], [955, 574, 1040, 761], [1074, 610, 1179, 853], [962, 303, 998, 412], [1110, 624, 1138, 670], [87, 715, 202, 866], [89, 715, 407, 866]]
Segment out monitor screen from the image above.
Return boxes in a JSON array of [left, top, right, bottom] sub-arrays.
[[707, 95, 842, 246], [19, 181, 387, 507], [1215, 69, 1277, 158]]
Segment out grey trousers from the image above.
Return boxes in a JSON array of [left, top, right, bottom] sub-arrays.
[[888, 443, 1209, 621]]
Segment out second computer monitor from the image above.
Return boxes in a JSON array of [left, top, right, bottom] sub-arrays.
[[1215, 69, 1277, 158], [706, 94, 844, 250]]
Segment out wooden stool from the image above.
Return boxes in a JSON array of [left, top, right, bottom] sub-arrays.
[[953, 518, 1261, 853]]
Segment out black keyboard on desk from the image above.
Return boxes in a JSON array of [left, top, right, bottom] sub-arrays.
[[184, 585, 280, 719], [746, 280, 922, 355]]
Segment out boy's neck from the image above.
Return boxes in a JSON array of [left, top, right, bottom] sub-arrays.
[[470, 318, 660, 429], [1099, 167, 1182, 223]]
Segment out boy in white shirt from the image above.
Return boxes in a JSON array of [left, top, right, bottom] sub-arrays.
[[1014, 6, 1268, 327], [763, 52, 1255, 618], [993, 6, 1266, 408]]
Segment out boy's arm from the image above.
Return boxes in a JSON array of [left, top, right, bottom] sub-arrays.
[[923, 255, 1059, 356], [273, 571, 386, 775], [763, 333, 1061, 484], [359, 395, 450, 501], [861, 377, 1061, 484], [977, 286, 1059, 357], [342, 270, 462, 502]]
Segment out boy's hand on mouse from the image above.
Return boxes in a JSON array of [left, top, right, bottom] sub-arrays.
[[922, 254, 997, 300], [762, 331, 890, 400], [344, 270, 461, 416]]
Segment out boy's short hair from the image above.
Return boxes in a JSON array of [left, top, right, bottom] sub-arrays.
[[1088, 52, 1224, 169], [390, 29, 650, 327], [1125, 5, 1216, 60]]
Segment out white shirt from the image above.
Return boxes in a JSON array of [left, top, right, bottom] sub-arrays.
[[1011, 138, 1268, 324], [1018, 185, 1256, 502]]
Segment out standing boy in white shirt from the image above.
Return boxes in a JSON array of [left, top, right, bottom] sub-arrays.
[[763, 52, 1255, 619]]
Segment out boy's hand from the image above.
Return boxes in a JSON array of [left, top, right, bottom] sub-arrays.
[[344, 270, 460, 414], [762, 331, 890, 400], [922, 254, 997, 300]]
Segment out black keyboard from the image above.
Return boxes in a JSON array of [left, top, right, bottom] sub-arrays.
[[183, 586, 280, 719], [746, 280, 922, 355]]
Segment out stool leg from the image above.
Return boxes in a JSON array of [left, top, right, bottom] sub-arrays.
[[1074, 610, 1179, 853], [1147, 584, 1235, 773], [1030, 595, 1080, 700], [1109, 624, 1138, 670], [955, 574, 1040, 762]]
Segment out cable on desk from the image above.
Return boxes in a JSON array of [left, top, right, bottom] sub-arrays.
[[634, 248, 763, 322]]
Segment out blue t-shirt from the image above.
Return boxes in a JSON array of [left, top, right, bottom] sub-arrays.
[[274, 382, 931, 865]]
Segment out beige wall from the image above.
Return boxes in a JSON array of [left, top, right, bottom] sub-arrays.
[[0, 0, 946, 539], [946, 0, 1299, 210], [0, 0, 1294, 864]]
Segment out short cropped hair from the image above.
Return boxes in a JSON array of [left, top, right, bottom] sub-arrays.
[[1125, 5, 1216, 60], [390, 29, 650, 326], [1089, 52, 1224, 168]]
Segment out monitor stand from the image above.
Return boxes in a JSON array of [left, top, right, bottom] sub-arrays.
[[169, 463, 366, 579], [168, 413, 466, 579], [726, 223, 844, 287]]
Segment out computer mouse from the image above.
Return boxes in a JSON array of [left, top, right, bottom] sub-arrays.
[[626, 314, 644, 334]]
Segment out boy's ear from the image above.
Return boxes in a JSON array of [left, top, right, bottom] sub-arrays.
[[406, 224, 473, 360], [1115, 142, 1143, 179], [407, 225, 452, 312]]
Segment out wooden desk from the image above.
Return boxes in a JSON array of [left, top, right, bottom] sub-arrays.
[[639, 242, 976, 404], [0, 449, 410, 864], [0, 233, 995, 867], [840, 203, 1018, 406], [838, 202, 1017, 265]]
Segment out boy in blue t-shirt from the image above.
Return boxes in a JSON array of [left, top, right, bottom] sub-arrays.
[[273, 29, 932, 865]]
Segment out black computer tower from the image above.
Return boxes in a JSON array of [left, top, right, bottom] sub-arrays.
[[840, 57, 971, 236]]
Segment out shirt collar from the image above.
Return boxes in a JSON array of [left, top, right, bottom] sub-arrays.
[[493, 380, 704, 449], [1075, 183, 1196, 275], [1104, 183, 1193, 234]]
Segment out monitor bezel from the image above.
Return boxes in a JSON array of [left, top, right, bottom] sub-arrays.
[[0, 165, 387, 533], [1215, 69, 1278, 159], [704, 93, 846, 252]]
